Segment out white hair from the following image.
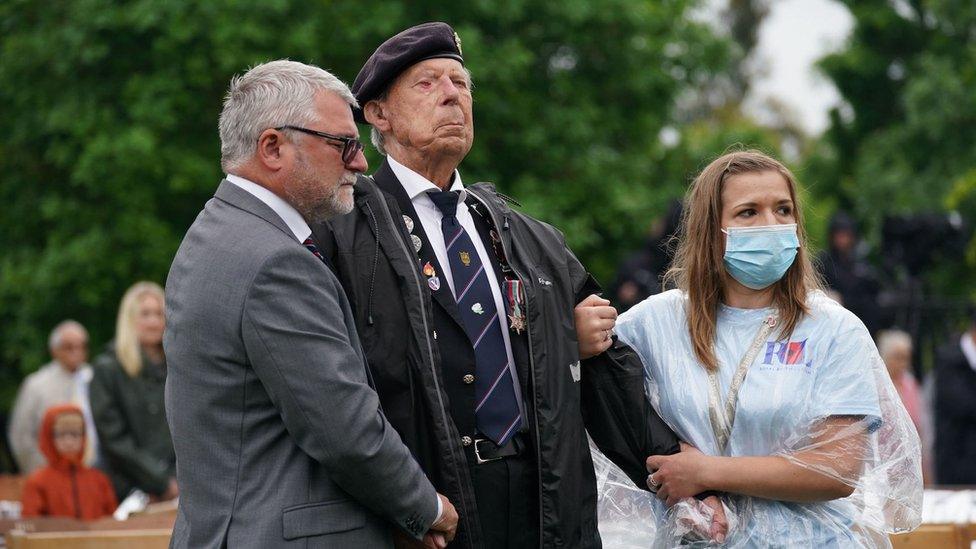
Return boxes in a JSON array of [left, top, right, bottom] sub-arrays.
[[877, 329, 912, 359], [219, 59, 358, 172], [48, 320, 88, 351], [368, 67, 474, 157], [371, 125, 387, 156]]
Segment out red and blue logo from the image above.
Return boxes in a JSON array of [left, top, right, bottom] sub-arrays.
[[762, 339, 809, 367]]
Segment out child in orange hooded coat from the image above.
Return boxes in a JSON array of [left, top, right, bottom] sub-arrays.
[[20, 403, 117, 519]]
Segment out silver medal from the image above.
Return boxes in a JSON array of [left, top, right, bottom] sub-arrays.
[[412, 234, 423, 252], [402, 215, 415, 233]]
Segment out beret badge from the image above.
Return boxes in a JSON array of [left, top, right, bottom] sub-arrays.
[[454, 31, 463, 55]]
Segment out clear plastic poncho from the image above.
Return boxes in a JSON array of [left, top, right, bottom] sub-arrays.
[[593, 290, 922, 548]]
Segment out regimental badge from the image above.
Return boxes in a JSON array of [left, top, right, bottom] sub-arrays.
[[423, 261, 435, 277], [459, 251, 471, 267], [504, 278, 526, 334], [454, 31, 463, 55], [412, 234, 423, 252], [471, 302, 484, 315], [402, 215, 415, 233], [428, 276, 441, 291]]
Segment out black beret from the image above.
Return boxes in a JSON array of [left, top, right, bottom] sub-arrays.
[[352, 22, 464, 124]]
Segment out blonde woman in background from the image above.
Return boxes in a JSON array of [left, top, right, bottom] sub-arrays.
[[90, 281, 176, 502]]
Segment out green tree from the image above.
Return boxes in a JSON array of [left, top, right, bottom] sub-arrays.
[[812, 0, 975, 292], [0, 0, 741, 408]]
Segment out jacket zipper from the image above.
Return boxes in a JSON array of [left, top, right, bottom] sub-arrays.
[[468, 187, 545, 548], [70, 464, 81, 519], [367, 189, 475, 547]]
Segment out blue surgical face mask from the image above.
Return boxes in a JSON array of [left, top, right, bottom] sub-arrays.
[[722, 224, 800, 290]]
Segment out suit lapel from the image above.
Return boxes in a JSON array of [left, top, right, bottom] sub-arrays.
[[373, 161, 466, 329]]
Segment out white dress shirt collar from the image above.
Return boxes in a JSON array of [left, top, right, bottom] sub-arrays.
[[387, 155, 466, 201], [961, 332, 976, 373], [225, 174, 312, 243]]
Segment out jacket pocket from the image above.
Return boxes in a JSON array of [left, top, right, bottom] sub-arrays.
[[281, 499, 367, 540]]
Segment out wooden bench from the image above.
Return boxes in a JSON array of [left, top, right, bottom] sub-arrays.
[[0, 475, 25, 502], [2, 507, 176, 548], [5, 528, 171, 549], [890, 523, 968, 549]]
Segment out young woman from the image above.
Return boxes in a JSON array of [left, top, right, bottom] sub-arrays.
[[606, 150, 921, 547]]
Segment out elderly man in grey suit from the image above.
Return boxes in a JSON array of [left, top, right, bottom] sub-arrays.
[[164, 59, 458, 548]]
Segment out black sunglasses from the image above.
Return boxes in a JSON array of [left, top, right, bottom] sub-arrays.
[[275, 125, 364, 164]]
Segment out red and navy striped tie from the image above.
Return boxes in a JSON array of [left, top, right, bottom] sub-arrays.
[[428, 190, 522, 446], [303, 237, 329, 267]]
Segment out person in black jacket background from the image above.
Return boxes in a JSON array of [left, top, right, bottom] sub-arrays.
[[816, 212, 882, 336], [311, 22, 723, 549], [608, 200, 682, 310], [934, 308, 976, 484]]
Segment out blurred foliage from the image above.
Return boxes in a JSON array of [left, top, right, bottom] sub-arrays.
[[812, 0, 976, 298], [13, 0, 969, 413], [0, 0, 763, 406]]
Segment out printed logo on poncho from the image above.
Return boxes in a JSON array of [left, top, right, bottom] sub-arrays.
[[762, 339, 809, 367]]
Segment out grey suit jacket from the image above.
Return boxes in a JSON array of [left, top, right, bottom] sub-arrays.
[[164, 181, 438, 548]]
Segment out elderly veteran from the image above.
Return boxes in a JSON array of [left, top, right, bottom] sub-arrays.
[[310, 22, 686, 548]]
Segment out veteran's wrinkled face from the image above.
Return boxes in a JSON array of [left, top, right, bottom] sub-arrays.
[[376, 58, 473, 161]]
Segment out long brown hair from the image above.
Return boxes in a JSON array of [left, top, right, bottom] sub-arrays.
[[665, 150, 822, 371]]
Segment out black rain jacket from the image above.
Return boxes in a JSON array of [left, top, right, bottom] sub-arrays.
[[312, 168, 678, 548]]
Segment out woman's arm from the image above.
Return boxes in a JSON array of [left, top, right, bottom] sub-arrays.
[[648, 416, 867, 506]]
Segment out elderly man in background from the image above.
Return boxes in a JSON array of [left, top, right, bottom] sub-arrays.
[[165, 59, 455, 548], [311, 22, 688, 548], [9, 320, 99, 474]]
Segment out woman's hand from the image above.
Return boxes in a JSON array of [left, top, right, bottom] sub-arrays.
[[646, 442, 713, 507]]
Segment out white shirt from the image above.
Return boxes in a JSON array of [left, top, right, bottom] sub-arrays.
[[388, 156, 525, 419], [961, 332, 976, 373], [226, 174, 311, 243]]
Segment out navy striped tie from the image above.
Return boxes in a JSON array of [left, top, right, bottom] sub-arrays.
[[428, 190, 522, 446], [303, 238, 326, 263]]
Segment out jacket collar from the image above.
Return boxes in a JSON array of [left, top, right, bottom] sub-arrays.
[[371, 159, 466, 328], [214, 179, 296, 242], [225, 174, 311, 242]]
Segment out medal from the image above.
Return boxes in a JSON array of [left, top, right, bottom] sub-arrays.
[[428, 276, 441, 291], [411, 234, 423, 252], [402, 215, 415, 233], [504, 279, 526, 334], [487, 229, 512, 272], [459, 251, 471, 267]]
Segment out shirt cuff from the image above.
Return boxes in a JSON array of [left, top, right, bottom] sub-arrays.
[[434, 495, 443, 525]]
